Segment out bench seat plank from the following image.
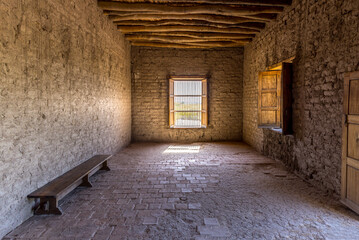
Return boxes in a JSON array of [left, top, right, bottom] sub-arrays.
[[27, 155, 111, 214], [28, 155, 111, 198]]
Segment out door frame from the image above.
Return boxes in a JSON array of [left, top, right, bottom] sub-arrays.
[[341, 71, 359, 213]]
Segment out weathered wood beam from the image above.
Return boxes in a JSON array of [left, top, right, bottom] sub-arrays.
[[104, 0, 292, 7], [131, 42, 209, 48], [131, 40, 245, 48], [107, 13, 271, 24], [125, 32, 256, 39], [126, 35, 252, 43], [183, 41, 246, 47], [118, 25, 259, 34], [108, 12, 278, 21], [104, 11, 154, 15], [114, 20, 265, 30], [98, 2, 284, 16]]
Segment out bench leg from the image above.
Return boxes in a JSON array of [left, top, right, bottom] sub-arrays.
[[100, 160, 110, 171], [35, 198, 62, 215], [80, 174, 93, 187]]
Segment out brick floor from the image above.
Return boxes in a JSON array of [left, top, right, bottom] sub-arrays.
[[3, 142, 359, 239]]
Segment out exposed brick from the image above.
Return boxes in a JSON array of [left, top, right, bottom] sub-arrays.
[[204, 218, 220, 226], [131, 47, 243, 142], [0, 0, 131, 237], [142, 216, 158, 225], [243, 0, 359, 194]]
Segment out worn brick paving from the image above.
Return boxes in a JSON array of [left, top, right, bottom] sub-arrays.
[[4, 142, 359, 239]]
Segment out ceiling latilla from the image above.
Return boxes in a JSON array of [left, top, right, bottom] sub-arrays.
[[97, 0, 292, 48]]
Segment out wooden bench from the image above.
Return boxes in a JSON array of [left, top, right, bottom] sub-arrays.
[[28, 155, 111, 215]]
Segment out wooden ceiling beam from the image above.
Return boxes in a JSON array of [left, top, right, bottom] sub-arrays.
[[106, 12, 277, 22], [114, 20, 265, 30], [182, 41, 246, 46], [131, 42, 208, 48], [118, 25, 259, 34], [97, 0, 292, 48], [126, 35, 252, 43], [131, 40, 245, 48], [104, 0, 292, 7], [107, 13, 272, 24], [125, 32, 256, 39], [98, 2, 284, 16]]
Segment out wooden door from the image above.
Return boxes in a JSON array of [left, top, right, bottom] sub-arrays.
[[341, 71, 359, 213]]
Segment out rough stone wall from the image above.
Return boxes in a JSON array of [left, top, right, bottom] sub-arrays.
[[0, 0, 131, 237], [131, 47, 243, 142], [243, 0, 359, 194]]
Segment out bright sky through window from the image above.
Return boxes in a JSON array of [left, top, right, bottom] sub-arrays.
[[174, 81, 202, 127], [169, 77, 208, 128]]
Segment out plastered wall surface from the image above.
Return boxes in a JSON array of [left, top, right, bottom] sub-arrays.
[[0, 0, 131, 237], [243, 0, 359, 194], [131, 47, 243, 142]]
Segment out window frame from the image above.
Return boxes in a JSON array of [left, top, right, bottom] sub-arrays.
[[169, 76, 208, 129]]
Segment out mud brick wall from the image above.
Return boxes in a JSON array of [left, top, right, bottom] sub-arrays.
[[0, 0, 131, 237], [243, 0, 359, 194], [131, 47, 243, 142]]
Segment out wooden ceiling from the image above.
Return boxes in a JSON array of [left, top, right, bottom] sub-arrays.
[[98, 0, 292, 48]]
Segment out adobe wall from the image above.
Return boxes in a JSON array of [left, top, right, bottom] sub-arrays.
[[0, 0, 131, 237], [243, 0, 359, 194], [131, 47, 243, 142]]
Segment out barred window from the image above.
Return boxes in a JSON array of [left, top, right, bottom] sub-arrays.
[[169, 76, 207, 128]]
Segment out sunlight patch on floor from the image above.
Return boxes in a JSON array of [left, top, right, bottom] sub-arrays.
[[163, 145, 200, 154]]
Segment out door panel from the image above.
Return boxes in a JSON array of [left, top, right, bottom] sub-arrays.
[[347, 166, 359, 204], [261, 110, 277, 124], [261, 92, 277, 107], [348, 124, 359, 159], [342, 71, 359, 214], [258, 71, 281, 127], [349, 80, 359, 114], [262, 74, 278, 89]]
